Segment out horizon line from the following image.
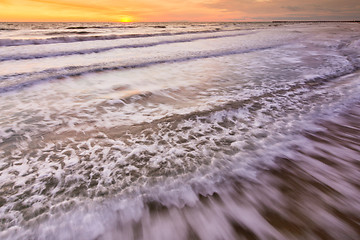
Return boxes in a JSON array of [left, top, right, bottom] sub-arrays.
[[1, 20, 359, 23]]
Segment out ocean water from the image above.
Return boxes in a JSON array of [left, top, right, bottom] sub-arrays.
[[0, 22, 359, 239]]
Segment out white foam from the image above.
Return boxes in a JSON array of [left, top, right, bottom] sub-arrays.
[[1, 22, 360, 239]]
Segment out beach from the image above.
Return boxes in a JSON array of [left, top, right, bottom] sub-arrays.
[[0, 22, 359, 239]]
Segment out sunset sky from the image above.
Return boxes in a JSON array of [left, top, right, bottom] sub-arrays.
[[0, 0, 359, 22]]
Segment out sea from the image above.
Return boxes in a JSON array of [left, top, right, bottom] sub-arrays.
[[0, 22, 359, 240]]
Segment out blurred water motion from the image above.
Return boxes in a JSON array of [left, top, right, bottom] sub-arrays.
[[0, 22, 360, 239]]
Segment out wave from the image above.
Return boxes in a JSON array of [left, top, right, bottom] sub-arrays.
[[0, 29, 242, 47], [66, 26, 139, 30], [0, 28, 17, 31], [44, 31, 95, 36], [0, 45, 283, 94], [153, 25, 167, 28], [0, 32, 255, 62], [2, 93, 359, 240], [1, 43, 358, 96], [66, 26, 89, 30]]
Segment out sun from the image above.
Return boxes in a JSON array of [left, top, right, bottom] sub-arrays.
[[119, 16, 133, 23]]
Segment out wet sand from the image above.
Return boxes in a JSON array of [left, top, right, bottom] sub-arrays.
[[1, 22, 360, 240], [131, 102, 360, 240]]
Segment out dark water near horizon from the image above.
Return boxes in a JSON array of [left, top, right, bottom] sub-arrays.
[[0, 22, 359, 239]]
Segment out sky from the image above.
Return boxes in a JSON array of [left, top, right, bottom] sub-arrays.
[[0, 0, 359, 22]]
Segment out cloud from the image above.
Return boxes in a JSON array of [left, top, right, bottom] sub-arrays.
[[27, 0, 157, 14], [203, 0, 360, 20], [0, 0, 163, 21], [27, 0, 113, 13], [283, 6, 303, 12], [0, 0, 359, 21]]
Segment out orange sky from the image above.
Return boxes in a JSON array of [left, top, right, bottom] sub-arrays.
[[0, 0, 359, 22]]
